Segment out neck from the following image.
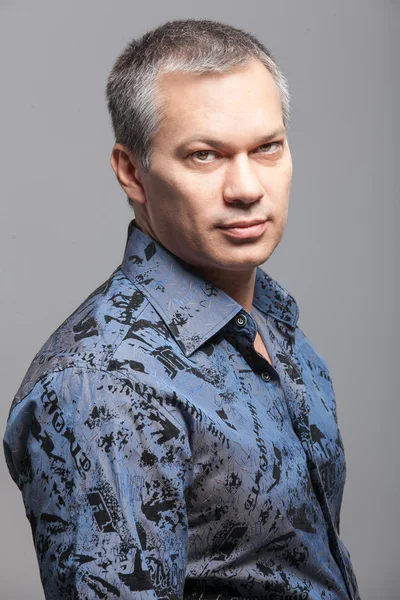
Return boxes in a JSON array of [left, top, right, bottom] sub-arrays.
[[193, 266, 257, 313]]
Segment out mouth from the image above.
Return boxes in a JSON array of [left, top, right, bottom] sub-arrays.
[[218, 219, 268, 240]]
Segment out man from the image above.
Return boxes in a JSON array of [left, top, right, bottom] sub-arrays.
[[3, 19, 361, 600]]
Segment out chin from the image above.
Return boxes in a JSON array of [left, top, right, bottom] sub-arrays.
[[226, 241, 276, 269], [213, 249, 273, 272], [183, 233, 279, 271]]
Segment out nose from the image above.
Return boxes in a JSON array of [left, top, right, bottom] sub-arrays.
[[223, 154, 264, 205]]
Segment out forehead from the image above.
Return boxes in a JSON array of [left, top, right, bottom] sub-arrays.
[[155, 60, 284, 146]]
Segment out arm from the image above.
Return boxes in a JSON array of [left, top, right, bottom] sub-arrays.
[[4, 367, 192, 599]]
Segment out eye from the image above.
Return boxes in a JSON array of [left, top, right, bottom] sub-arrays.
[[190, 150, 218, 163], [257, 141, 283, 154]]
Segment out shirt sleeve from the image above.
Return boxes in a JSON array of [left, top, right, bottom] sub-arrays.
[[4, 367, 192, 600]]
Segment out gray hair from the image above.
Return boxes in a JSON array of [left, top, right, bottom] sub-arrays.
[[105, 19, 290, 206]]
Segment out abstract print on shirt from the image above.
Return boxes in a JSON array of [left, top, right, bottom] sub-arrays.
[[4, 220, 361, 599]]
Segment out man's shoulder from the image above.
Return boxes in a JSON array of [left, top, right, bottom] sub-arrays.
[[11, 266, 167, 409]]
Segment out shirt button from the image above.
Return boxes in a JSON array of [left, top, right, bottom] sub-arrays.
[[235, 313, 248, 328], [261, 371, 271, 382]]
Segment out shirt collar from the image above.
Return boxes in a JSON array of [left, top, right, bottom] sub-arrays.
[[121, 220, 299, 356]]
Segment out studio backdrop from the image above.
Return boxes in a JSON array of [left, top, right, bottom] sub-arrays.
[[1, 1, 398, 599]]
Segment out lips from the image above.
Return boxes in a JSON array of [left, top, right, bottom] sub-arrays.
[[218, 219, 268, 240], [219, 219, 266, 229]]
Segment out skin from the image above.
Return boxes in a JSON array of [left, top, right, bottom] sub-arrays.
[[111, 59, 293, 362]]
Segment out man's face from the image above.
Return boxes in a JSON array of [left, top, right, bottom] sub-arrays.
[[137, 59, 293, 273]]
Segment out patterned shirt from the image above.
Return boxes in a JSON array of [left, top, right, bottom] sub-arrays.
[[4, 220, 361, 600]]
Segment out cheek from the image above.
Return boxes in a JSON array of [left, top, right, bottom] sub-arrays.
[[146, 180, 213, 238], [264, 168, 291, 231], [284, 169, 293, 196], [264, 173, 291, 213], [158, 177, 218, 225], [273, 163, 292, 203]]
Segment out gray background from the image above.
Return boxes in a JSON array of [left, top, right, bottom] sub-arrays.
[[1, 0, 398, 598]]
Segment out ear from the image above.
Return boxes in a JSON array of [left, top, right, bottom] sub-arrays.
[[110, 144, 147, 205]]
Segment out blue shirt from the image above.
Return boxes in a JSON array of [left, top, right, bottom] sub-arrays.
[[4, 220, 361, 600]]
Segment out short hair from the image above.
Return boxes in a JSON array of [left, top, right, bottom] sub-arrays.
[[105, 19, 291, 208]]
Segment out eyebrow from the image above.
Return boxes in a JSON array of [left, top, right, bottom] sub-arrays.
[[176, 126, 287, 153]]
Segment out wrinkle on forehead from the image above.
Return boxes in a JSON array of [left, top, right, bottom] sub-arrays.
[[154, 60, 283, 151]]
